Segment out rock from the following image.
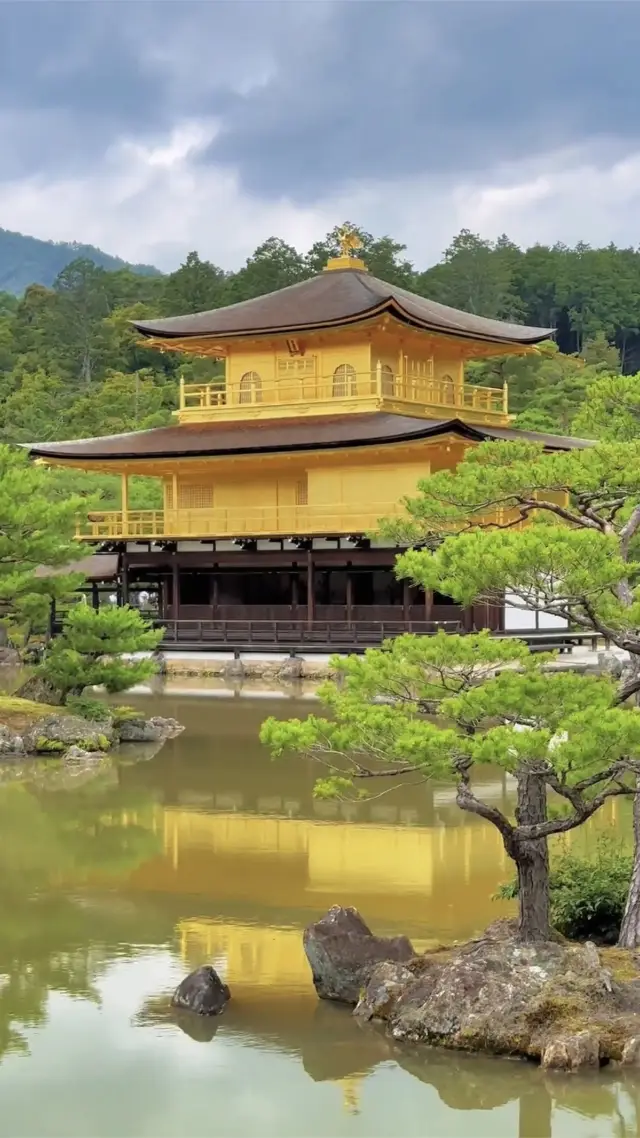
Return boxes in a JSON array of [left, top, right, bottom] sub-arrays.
[[15, 675, 64, 706], [595, 650, 625, 680], [171, 966, 230, 1016], [386, 931, 640, 1064], [0, 725, 24, 755], [278, 657, 303, 682], [355, 961, 417, 1021], [0, 646, 21, 667], [303, 906, 414, 1004], [64, 744, 104, 762], [541, 1031, 600, 1071], [621, 1036, 640, 1065], [222, 658, 244, 682], [23, 714, 115, 755], [117, 715, 183, 743]]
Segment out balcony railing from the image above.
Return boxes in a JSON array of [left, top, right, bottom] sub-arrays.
[[75, 502, 518, 541], [76, 502, 405, 541], [178, 371, 508, 424]]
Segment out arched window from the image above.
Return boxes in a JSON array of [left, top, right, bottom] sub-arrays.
[[332, 363, 357, 398], [441, 373, 455, 405], [239, 370, 262, 404]]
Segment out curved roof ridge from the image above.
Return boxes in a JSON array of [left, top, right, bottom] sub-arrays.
[[132, 268, 553, 347]]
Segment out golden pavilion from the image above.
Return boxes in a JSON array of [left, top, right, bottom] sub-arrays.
[[28, 230, 589, 646]]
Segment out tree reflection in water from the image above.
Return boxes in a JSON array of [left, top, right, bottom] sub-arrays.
[[0, 766, 164, 1063]]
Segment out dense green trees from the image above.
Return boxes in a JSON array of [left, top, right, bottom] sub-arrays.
[[0, 445, 88, 646], [3, 222, 640, 500]]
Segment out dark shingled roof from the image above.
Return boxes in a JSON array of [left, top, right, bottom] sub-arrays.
[[26, 414, 593, 463], [35, 554, 119, 581], [132, 268, 553, 347]]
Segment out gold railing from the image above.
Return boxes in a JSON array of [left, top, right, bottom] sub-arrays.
[[178, 371, 508, 423], [76, 502, 519, 541], [76, 502, 404, 541]]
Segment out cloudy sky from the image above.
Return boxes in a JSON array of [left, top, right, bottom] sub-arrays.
[[1, 0, 639, 271]]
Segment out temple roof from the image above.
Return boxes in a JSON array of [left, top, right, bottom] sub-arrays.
[[35, 553, 119, 581], [27, 414, 592, 463], [132, 269, 553, 347]]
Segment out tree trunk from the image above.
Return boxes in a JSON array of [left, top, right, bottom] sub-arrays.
[[513, 771, 552, 942], [619, 775, 640, 947]]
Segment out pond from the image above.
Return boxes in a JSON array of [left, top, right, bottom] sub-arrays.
[[0, 688, 638, 1137]]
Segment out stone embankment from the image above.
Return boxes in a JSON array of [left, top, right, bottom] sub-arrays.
[[300, 905, 640, 1072], [162, 654, 332, 681], [160, 644, 632, 684]]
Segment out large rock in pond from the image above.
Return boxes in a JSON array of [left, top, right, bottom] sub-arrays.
[[171, 966, 230, 1016], [117, 715, 183, 743], [23, 714, 115, 755], [303, 906, 414, 1004], [379, 928, 640, 1066]]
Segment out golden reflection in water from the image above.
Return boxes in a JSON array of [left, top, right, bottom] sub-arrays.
[[129, 803, 513, 937]]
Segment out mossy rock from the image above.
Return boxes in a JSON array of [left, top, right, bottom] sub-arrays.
[[23, 713, 116, 756], [366, 930, 640, 1067]]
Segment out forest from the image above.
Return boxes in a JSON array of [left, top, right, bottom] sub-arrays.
[[1, 223, 639, 507]]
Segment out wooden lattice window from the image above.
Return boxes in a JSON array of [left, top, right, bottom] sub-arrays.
[[332, 363, 357, 397], [408, 357, 434, 380], [178, 484, 214, 510], [276, 356, 316, 378], [239, 370, 263, 404], [295, 476, 308, 506]]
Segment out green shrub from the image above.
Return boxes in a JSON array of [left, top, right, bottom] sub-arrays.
[[66, 695, 112, 723], [35, 737, 65, 753], [111, 705, 140, 726], [495, 837, 633, 944]]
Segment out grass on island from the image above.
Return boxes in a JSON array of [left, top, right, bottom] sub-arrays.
[[0, 693, 59, 732]]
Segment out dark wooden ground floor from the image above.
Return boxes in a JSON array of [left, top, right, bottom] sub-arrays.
[[107, 546, 504, 635]]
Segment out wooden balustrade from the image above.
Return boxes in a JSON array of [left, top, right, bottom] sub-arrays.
[[178, 370, 508, 424]]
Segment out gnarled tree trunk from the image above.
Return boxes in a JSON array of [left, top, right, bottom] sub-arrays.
[[513, 771, 551, 943], [619, 775, 640, 947]]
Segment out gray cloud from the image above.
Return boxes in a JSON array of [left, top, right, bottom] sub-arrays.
[[1, 0, 639, 201]]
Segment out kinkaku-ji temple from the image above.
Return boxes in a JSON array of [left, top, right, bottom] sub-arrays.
[[28, 230, 591, 649]]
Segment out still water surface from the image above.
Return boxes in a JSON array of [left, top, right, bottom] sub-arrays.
[[0, 689, 639, 1137]]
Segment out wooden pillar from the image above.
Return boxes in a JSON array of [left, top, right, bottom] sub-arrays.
[[346, 570, 353, 627], [171, 472, 178, 533], [121, 472, 129, 534], [158, 576, 166, 618], [307, 547, 314, 630], [462, 606, 473, 633], [172, 555, 180, 620], [211, 573, 219, 616], [291, 572, 299, 613], [121, 552, 129, 606], [402, 581, 410, 628], [91, 582, 100, 610], [424, 588, 433, 625]]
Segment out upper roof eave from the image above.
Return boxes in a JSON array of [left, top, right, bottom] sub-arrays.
[[134, 296, 553, 349]]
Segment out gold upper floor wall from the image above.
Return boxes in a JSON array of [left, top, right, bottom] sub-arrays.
[[173, 321, 513, 427], [76, 435, 490, 541]]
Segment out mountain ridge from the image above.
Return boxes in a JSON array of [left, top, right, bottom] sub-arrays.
[[0, 226, 161, 295]]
